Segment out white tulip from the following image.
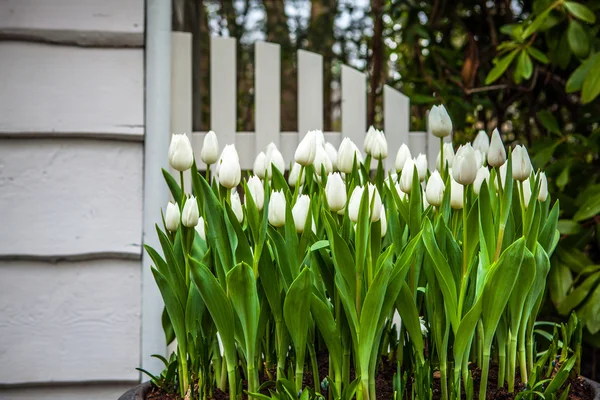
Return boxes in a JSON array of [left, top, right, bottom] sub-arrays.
[[326, 172, 346, 212], [395, 144, 412, 172], [253, 151, 267, 179], [473, 166, 490, 195], [452, 144, 478, 185], [246, 175, 265, 211], [165, 201, 180, 232], [488, 128, 507, 167], [394, 182, 407, 201], [425, 170, 445, 207], [314, 129, 325, 148], [436, 142, 455, 170], [415, 154, 428, 181], [423, 189, 430, 209], [473, 130, 490, 155], [200, 131, 219, 165], [521, 178, 532, 207], [325, 142, 338, 170], [230, 191, 244, 223], [512, 145, 532, 182], [338, 138, 364, 173], [266, 143, 286, 176], [364, 126, 377, 154], [347, 184, 382, 223], [429, 105, 453, 138], [538, 172, 548, 202], [367, 184, 383, 222], [195, 216, 206, 240], [288, 162, 305, 187], [371, 130, 388, 160], [168, 133, 194, 171], [295, 131, 317, 166], [380, 207, 387, 237], [218, 145, 242, 188], [268, 190, 286, 227], [496, 162, 508, 191], [450, 178, 464, 210], [182, 196, 200, 227], [474, 149, 484, 169], [313, 145, 333, 175], [400, 158, 416, 193], [292, 195, 311, 233]]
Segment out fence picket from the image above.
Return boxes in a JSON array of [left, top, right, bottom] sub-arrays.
[[341, 65, 366, 147], [298, 50, 323, 140], [210, 36, 237, 157], [255, 41, 281, 157], [383, 85, 410, 171]]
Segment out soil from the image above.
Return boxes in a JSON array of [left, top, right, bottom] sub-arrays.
[[146, 354, 595, 399]]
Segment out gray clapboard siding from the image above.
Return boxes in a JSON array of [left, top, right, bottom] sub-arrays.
[[0, 0, 143, 47], [0, 139, 143, 258], [0, 259, 141, 384], [0, 383, 136, 400], [0, 42, 143, 139]]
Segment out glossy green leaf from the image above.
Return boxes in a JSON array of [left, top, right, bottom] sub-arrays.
[[227, 262, 260, 360], [485, 49, 519, 85], [568, 20, 590, 59], [564, 2, 596, 23]]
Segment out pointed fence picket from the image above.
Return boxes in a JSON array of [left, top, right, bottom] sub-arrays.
[[170, 33, 446, 172]]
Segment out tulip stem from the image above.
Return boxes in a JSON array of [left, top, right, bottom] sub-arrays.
[[205, 165, 210, 182], [180, 171, 186, 206], [439, 138, 445, 180]]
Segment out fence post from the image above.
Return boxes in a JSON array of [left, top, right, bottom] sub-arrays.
[[255, 42, 281, 157], [210, 37, 237, 156], [341, 65, 366, 148], [384, 85, 410, 172], [298, 50, 323, 140]]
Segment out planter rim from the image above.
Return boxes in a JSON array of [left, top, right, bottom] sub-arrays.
[[119, 378, 600, 400]]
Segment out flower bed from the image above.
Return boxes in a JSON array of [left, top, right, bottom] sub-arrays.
[[137, 106, 594, 400]]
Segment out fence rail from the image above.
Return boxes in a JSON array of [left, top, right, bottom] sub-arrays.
[[170, 32, 450, 172]]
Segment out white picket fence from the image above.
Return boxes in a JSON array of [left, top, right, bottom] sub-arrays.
[[170, 32, 449, 172]]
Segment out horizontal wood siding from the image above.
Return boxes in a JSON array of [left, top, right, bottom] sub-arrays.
[[0, 259, 141, 384], [0, 0, 143, 46], [0, 383, 137, 400], [0, 42, 144, 138], [0, 139, 143, 258]]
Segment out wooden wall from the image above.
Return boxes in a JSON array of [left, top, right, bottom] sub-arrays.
[[0, 1, 144, 398]]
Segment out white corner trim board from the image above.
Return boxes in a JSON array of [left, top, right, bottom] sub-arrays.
[[0, 42, 144, 139], [0, 139, 143, 258], [0, 383, 138, 400], [0, 259, 141, 384]]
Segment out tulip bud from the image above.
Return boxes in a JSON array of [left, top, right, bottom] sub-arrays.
[[254, 151, 267, 179], [415, 154, 428, 181], [314, 130, 325, 148], [380, 207, 387, 237], [394, 182, 407, 201], [325, 142, 338, 170], [182, 196, 200, 227], [168, 133, 194, 171], [488, 128, 507, 167], [473, 166, 490, 195], [512, 145, 532, 182], [268, 190, 286, 227], [295, 131, 317, 166], [195, 216, 206, 240], [495, 163, 508, 191], [473, 130, 490, 155], [371, 130, 388, 160], [368, 184, 383, 222], [450, 178, 464, 210], [313, 145, 333, 175], [452, 144, 478, 185], [246, 175, 265, 211], [422, 189, 430, 209], [364, 126, 377, 154], [292, 195, 311, 233], [200, 131, 219, 165], [266, 143, 285, 176], [165, 201, 180, 232], [326, 172, 346, 212], [288, 162, 305, 187], [218, 145, 242, 188], [338, 138, 364, 173], [436, 142, 455, 170], [230, 191, 244, 223], [425, 170, 445, 207], [538, 172, 548, 202], [347, 184, 382, 223], [521, 178, 532, 207], [429, 105, 453, 138], [395, 144, 412, 172], [400, 158, 416, 193]]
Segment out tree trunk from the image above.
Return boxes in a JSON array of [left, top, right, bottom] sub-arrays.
[[368, 0, 384, 128]]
